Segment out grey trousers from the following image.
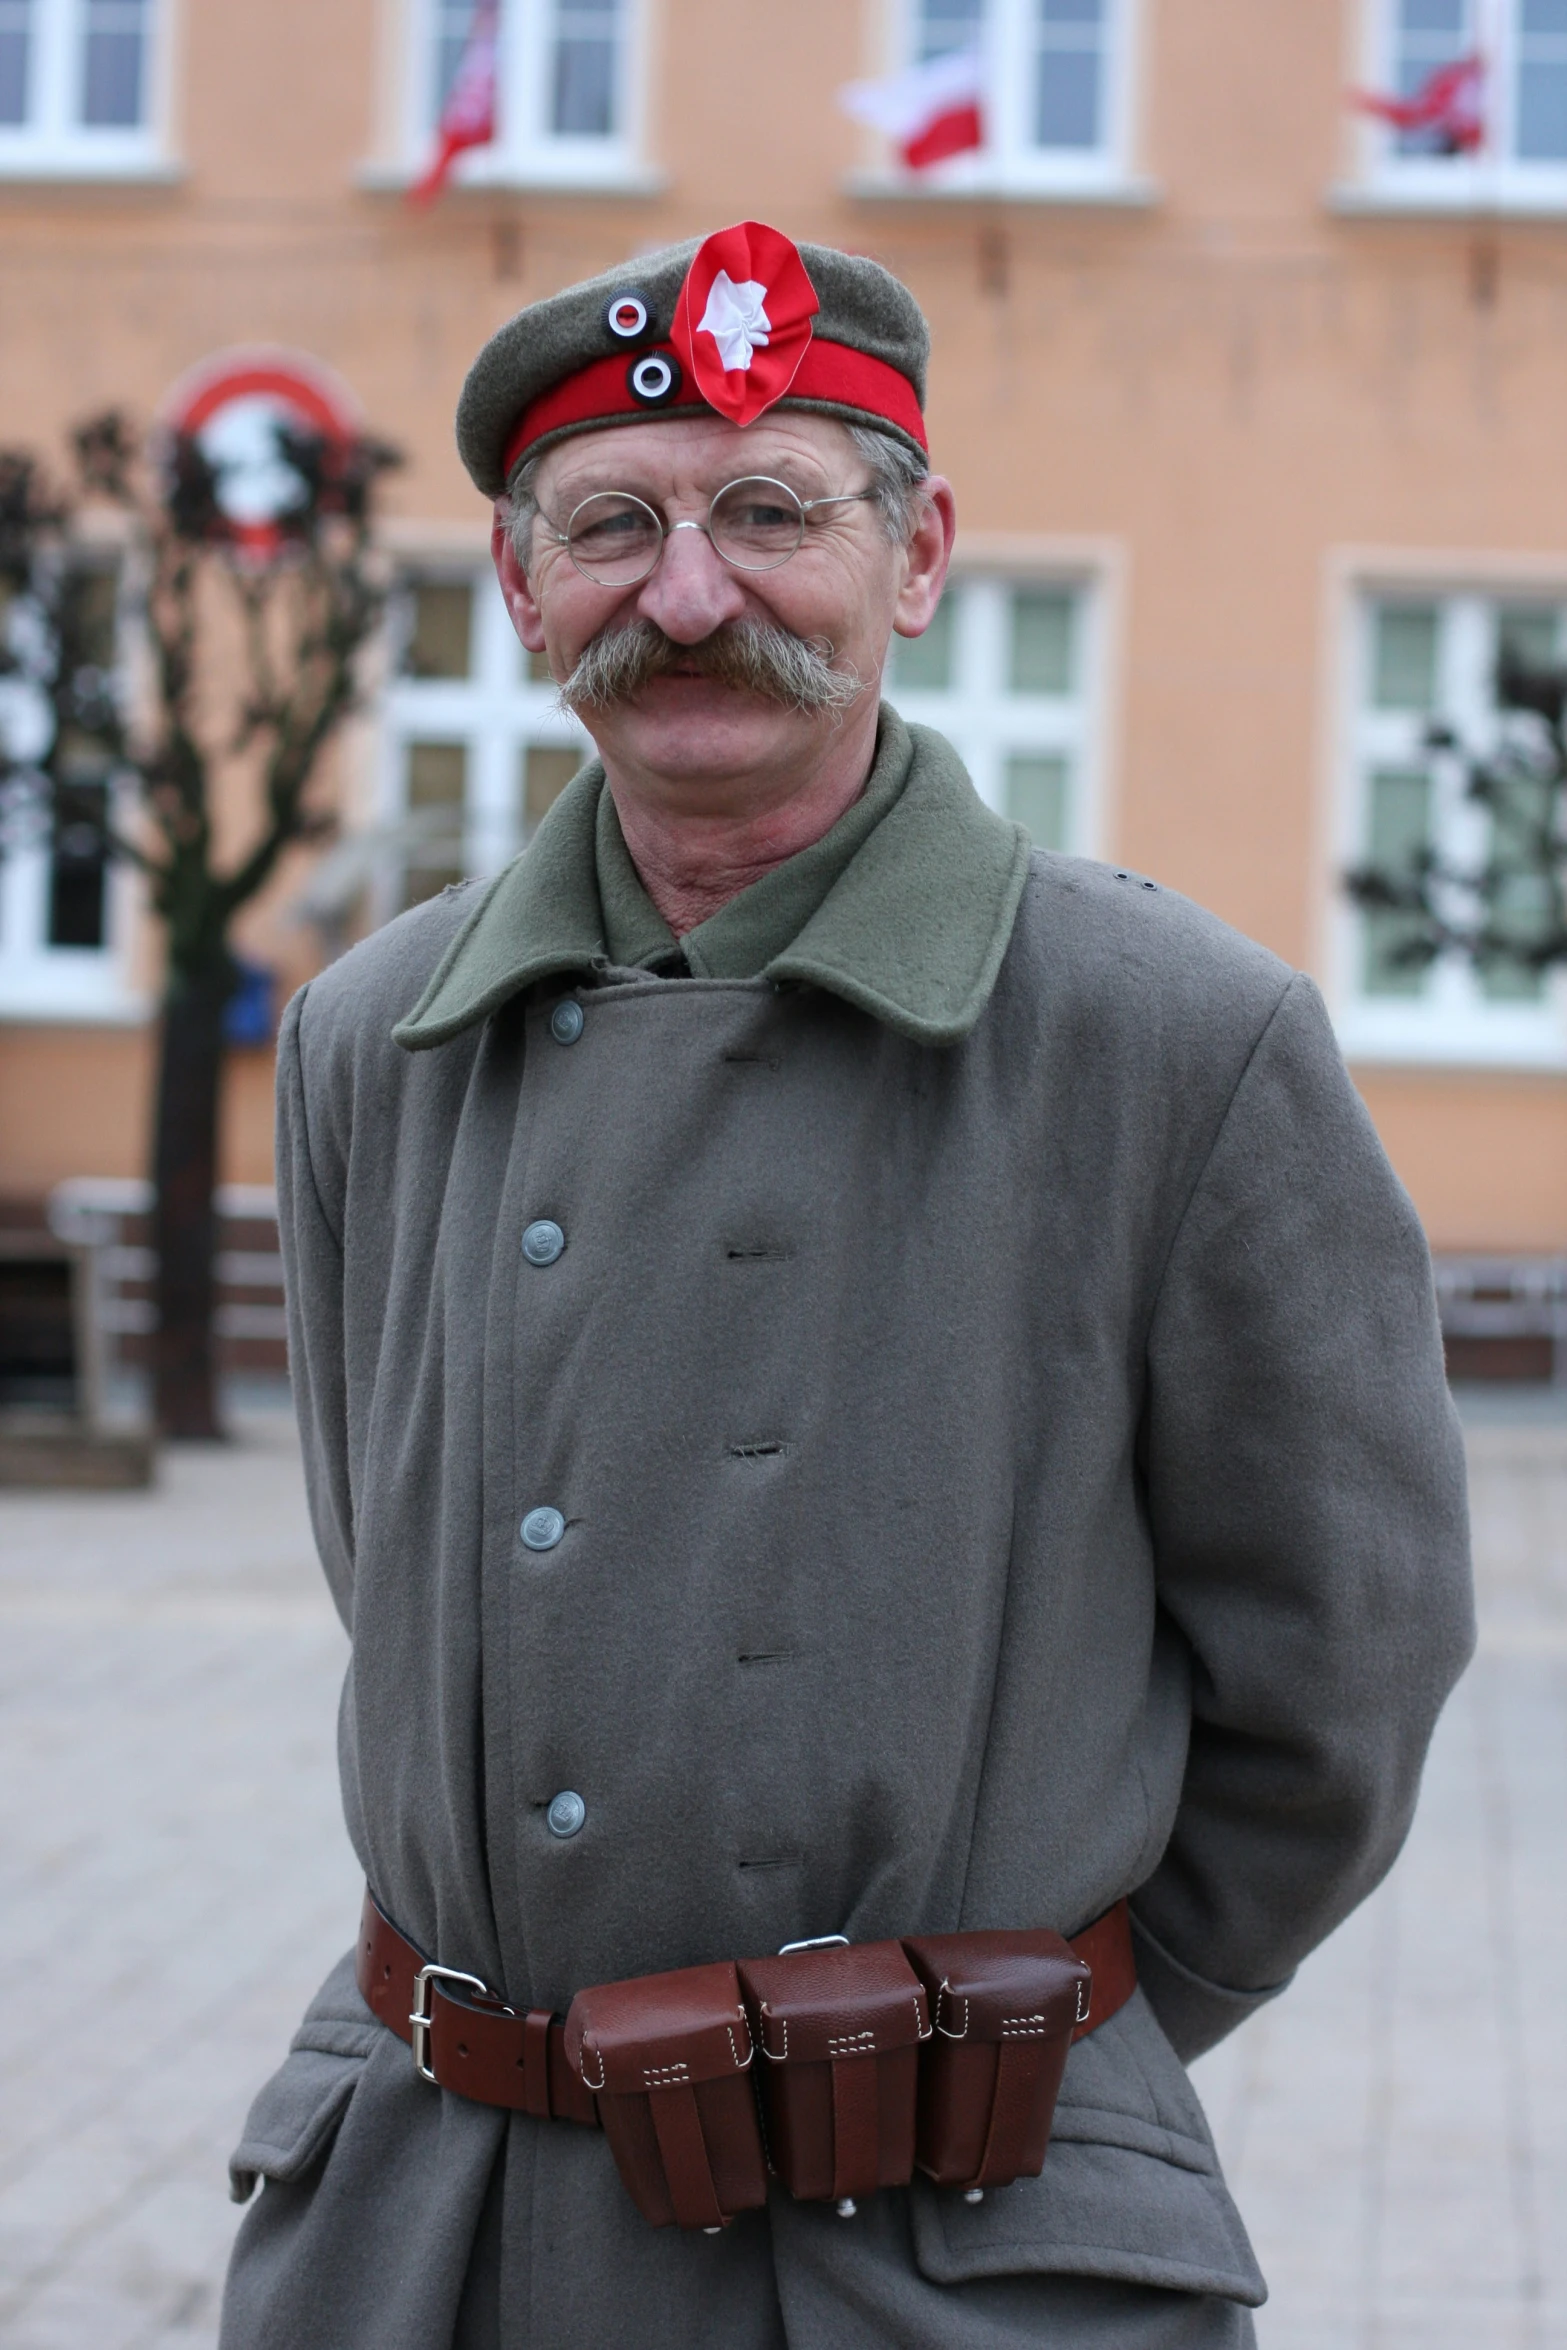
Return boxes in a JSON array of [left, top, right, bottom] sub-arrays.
[[453, 2136, 1259, 2350]]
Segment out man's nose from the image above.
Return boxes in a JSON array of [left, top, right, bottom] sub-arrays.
[[633, 522, 749, 643]]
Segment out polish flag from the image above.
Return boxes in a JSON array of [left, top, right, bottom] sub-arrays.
[[411, 0, 499, 205], [840, 50, 986, 172]]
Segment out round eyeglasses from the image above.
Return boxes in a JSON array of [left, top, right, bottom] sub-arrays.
[[544, 475, 876, 589]]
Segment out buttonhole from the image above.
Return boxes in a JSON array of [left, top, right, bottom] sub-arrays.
[[738, 1854, 800, 1872], [738, 1649, 794, 1667], [725, 1244, 794, 1262], [722, 1051, 780, 1070], [728, 1440, 788, 1460]]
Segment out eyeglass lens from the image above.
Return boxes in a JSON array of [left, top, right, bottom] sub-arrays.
[[563, 477, 808, 586]]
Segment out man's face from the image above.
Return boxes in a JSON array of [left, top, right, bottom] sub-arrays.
[[492, 412, 952, 801]]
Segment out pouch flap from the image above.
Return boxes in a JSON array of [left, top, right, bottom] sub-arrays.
[[564, 1960, 754, 2096], [738, 1939, 929, 2064], [228, 2045, 363, 2203], [902, 1929, 1088, 2044]]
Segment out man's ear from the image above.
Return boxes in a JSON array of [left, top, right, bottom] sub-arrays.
[[492, 504, 549, 657], [891, 476, 957, 641]]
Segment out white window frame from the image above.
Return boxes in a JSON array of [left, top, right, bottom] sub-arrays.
[[0, 784, 142, 1022], [377, 558, 591, 922], [1341, 0, 1567, 215], [398, 0, 648, 191], [852, 0, 1143, 200], [885, 553, 1112, 857], [1328, 572, 1567, 1071], [0, 0, 171, 180]]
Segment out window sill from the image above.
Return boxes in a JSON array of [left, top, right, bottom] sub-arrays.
[[0, 979, 148, 1025], [0, 149, 182, 185], [846, 166, 1159, 210], [356, 158, 668, 199], [1327, 177, 1567, 222], [1337, 1004, 1567, 1072]]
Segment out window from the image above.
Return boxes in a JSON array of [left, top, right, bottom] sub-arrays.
[[893, 0, 1133, 192], [1337, 590, 1567, 1067], [411, 0, 640, 187], [0, 0, 161, 173], [0, 564, 137, 1020], [1356, 0, 1567, 204], [381, 569, 591, 912], [885, 575, 1101, 851]]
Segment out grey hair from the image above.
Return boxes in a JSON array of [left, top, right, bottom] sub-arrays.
[[501, 422, 929, 571]]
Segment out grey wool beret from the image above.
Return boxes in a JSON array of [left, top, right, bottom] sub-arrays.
[[456, 228, 932, 498]]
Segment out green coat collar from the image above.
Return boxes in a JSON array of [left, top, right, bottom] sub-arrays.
[[391, 706, 1030, 1052]]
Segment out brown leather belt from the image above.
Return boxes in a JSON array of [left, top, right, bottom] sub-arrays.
[[356, 1886, 1138, 2120]]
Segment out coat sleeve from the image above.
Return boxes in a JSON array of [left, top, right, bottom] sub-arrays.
[[1133, 971, 1474, 2060], [275, 984, 356, 1631]]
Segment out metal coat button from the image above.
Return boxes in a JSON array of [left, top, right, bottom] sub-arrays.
[[547, 1790, 586, 1839], [521, 1506, 565, 1552], [550, 998, 584, 1045], [522, 1219, 565, 1266]]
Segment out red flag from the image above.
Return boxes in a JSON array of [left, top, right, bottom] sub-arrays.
[[412, 0, 499, 205], [1352, 53, 1485, 154], [669, 222, 821, 429]]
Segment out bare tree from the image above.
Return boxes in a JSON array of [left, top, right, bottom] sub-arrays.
[[1347, 642, 1567, 989], [0, 411, 400, 1439]]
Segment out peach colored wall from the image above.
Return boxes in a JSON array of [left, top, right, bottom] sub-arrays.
[[1, 0, 1564, 1243], [0, 1027, 279, 1192]]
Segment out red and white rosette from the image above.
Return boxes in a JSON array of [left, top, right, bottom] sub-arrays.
[[669, 222, 821, 428]]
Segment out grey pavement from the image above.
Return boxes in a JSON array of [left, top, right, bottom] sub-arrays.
[[0, 1391, 1562, 2348]]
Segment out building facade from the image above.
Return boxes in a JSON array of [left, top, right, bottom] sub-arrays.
[[2, 0, 1566, 1255]]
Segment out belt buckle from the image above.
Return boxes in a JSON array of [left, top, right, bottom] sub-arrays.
[[410, 1963, 492, 2085]]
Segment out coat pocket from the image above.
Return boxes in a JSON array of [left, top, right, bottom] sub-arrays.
[[228, 1950, 384, 2205], [907, 1991, 1266, 2308]]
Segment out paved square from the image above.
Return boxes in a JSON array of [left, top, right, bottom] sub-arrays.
[[1, 1392, 1561, 2346]]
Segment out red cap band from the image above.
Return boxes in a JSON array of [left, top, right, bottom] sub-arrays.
[[503, 336, 927, 479]]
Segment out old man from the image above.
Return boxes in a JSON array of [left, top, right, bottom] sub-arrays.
[[221, 223, 1472, 2350]]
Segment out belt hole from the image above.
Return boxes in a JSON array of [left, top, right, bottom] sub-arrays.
[[458, 2041, 469, 2057], [381, 1963, 392, 1980]]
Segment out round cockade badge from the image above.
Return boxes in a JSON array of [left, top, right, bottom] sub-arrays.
[[626, 352, 682, 408], [521, 1506, 566, 1553], [603, 289, 652, 343]]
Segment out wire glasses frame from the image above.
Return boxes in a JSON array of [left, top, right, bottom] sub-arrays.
[[544, 475, 877, 588]]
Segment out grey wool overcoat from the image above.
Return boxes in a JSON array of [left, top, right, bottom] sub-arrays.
[[222, 712, 1473, 2350]]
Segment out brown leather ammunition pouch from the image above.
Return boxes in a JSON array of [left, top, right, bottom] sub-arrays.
[[736, 1940, 931, 2208], [901, 1928, 1091, 2193], [562, 1960, 769, 2231]]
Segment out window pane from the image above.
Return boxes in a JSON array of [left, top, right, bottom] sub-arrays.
[[1034, 0, 1101, 149], [48, 783, 109, 949], [1517, 60, 1567, 158], [887, 593, 954, 690], [1363, 768, 1432, 996], [552, 0, 618, 135], [1005, 753, 1069, 849], [402, 580, 474, 678], [81, 0, 146, 126], [1497, 605, 1559, 673], [404, 741, 467, 904], [0, 0, 31, 123], [1523, 0, 1567, 33], [1482, 768, 1553, 1000], [1400, 0, 1465, 31], [1010, 589, 1075, 693], [1372, 604, 1439, 710], [917, 0, 983, 59], [522, 744, 581, 836]]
